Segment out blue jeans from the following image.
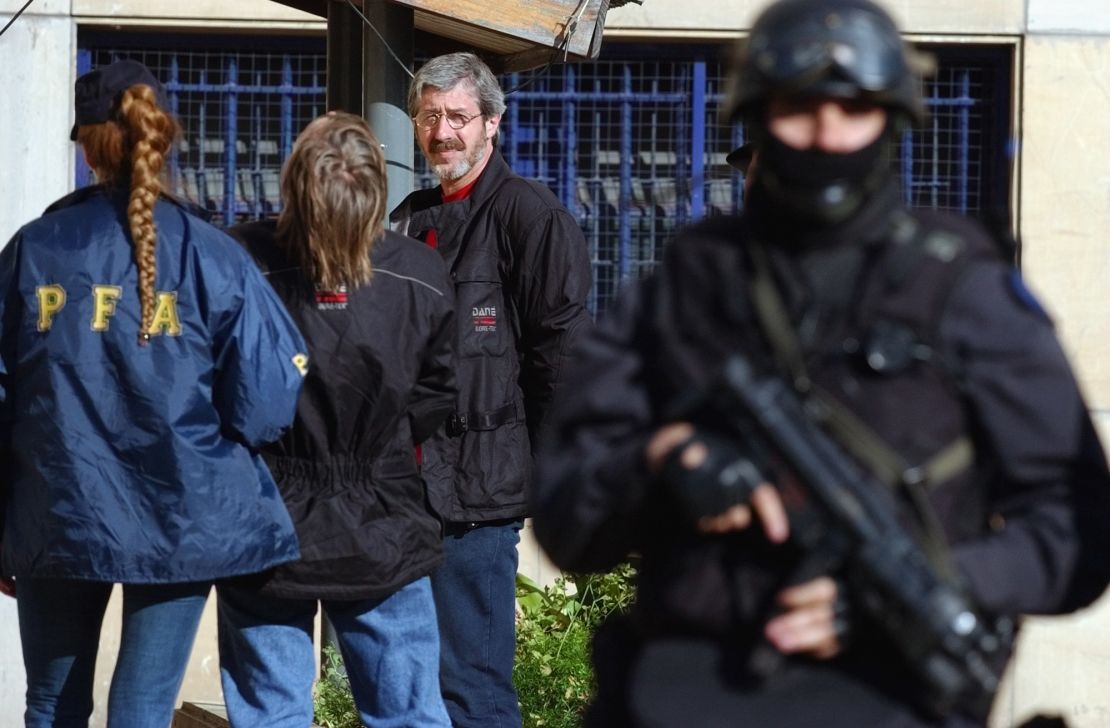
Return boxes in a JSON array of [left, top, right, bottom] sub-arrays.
[[432, 519, 523, 728], [217, 576, 449, 728], [17, 578, 209, 728]]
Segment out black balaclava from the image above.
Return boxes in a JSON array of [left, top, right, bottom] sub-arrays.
[[722, 0, 926, 232], [752, 115, 898, 229]]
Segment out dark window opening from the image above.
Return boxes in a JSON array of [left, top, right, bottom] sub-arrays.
[[77, 34, 1013, 315]]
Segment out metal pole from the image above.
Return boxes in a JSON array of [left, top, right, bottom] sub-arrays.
[[564, 64, 578, 217], [280, 55, 294, 160], [958, 71, 971, 214], [690, 61, 706, 220], [224, 58, 238, 227], [618, 64, 633, 282], [507, 73, 520, 172], [75, 50, 93, 189], [362, 0, 414, 214], [327, 0, 366, 114]]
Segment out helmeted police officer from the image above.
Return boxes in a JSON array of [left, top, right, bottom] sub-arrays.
[[723, 0, 929, 223], [532, 0, 1110, 726]]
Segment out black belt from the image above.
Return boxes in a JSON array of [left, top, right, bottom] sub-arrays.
[[446, 401, 521, 437]]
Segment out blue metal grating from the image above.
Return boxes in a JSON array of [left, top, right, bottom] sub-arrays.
[[481, 50, 1004, 314], [79, 45, 326, 226], [900, 62, 997, 213], [78, 39, 1008, 316]]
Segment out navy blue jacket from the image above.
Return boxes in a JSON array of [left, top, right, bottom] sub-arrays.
[[0, 185, 307, 583]]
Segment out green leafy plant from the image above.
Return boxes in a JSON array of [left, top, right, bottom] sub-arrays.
[[313, 645, 360, 728], [309, 562, 638, 728], [514, 562, 637, 728]]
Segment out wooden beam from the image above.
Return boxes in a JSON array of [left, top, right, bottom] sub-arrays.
[[269, 0, 609, 70], [396, 0, 606, 60]]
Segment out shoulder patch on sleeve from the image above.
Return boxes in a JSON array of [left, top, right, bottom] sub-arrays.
[[1007, 269, 1051, 322]]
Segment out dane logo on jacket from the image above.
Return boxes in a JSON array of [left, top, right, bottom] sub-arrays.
[[472, 305, 497, 333]]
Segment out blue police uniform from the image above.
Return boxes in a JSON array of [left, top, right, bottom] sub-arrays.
[[0, 184, 306, 582]]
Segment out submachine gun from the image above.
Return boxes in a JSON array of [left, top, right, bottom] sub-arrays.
[[682, 356, 1014, 719]]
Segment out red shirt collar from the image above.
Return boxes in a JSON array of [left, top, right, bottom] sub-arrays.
[[441, 178, 478, 203]]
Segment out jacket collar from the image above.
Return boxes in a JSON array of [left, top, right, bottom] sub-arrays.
[[405, 147, 513, 217], [43, 183, 112, 215], [44, 182, 213, 222], [463, 147, 513, 208]]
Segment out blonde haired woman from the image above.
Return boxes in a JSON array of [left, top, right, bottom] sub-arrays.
[[0, 59, 308, 727], [217, 111, 456, 727]]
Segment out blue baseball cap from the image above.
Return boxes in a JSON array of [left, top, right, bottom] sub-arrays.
[[71, 59, 166, 141]]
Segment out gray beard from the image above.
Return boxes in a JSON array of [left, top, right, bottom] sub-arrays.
[[432, 142, 489, 182]]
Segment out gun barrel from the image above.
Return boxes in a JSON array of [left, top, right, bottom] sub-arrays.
[[717, 356, 1009, 716]]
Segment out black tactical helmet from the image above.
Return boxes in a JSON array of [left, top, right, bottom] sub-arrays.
[[721, 0, 929, 124]]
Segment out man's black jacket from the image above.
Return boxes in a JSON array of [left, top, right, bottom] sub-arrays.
[[391, 150, 592, 523]]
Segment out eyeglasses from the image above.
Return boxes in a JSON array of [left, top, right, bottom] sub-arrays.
[[413, 110, 482, 130]]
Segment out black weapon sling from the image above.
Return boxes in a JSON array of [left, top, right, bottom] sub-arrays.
[[745, 218, 975, 579]]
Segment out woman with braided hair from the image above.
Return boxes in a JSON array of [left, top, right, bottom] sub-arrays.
[[0, 59, 310, 727], [84, 78, 171, 343]]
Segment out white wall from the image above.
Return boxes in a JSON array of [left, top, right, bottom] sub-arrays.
[[73, 0, 318, 23], [602, 0, 1027, 36], [1029, 0, 1110, 34], [0, 598, 23, 727], [0, 1, 75, 246], [0, 6, 75, 722]]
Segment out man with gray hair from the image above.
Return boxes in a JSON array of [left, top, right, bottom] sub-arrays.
[[391, 52, 592, 727]]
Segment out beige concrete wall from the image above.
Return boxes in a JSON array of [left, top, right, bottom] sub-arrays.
[[996, 593, 1110, 727], [73, 0, 319, 24], [995, 411, 1110, 725], [519, 520, 563, 588], [0, 598, 23, 728], [603, 0, 1026, 36], [1018, 36, 1110, 408], [0, 4, 75, 246], [0, 4, 74, 722], [1028, 0, 1110, 34]]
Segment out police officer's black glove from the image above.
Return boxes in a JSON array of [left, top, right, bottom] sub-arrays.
[[830, 577, 855, 650], [660, 429, 765, 523]]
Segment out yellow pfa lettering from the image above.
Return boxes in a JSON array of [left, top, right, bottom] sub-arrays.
[[147, 292, 182, 337], [292, 353, 309, 376], [36, 285, 185, 337], [36, 285, 66, 331], [90, 285, 122, 331]]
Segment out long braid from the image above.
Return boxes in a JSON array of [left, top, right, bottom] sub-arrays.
[[119, 85, 175, 344]]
